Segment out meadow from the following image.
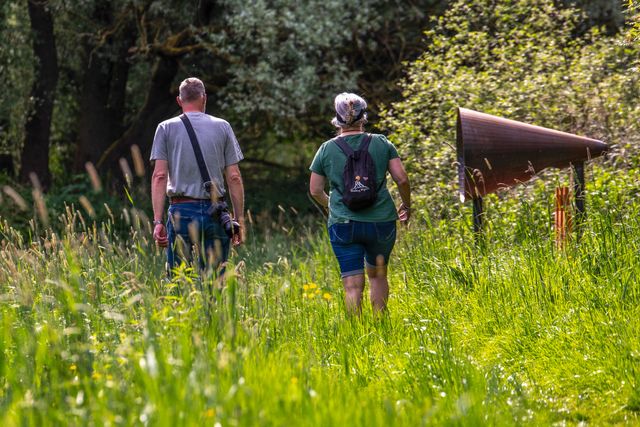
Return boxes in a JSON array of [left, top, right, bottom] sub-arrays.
[[0, 163, 639, 426]]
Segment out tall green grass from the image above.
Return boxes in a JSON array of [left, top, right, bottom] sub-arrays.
[[1, 166, 639, 425]]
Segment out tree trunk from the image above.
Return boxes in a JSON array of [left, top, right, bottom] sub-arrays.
[[97, 0, 217, 180], [97, 55, 179, 176], [73, 5, 135, 172], [20, 0, 58, 188]]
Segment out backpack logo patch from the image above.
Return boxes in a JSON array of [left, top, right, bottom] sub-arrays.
[[350, 176, 370, 193]]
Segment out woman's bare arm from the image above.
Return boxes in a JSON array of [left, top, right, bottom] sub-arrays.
[[309, 172, 329, 209], [388, 158, 411, 222]]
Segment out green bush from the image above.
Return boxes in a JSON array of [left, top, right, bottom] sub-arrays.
[[382, 0, 640, 217]]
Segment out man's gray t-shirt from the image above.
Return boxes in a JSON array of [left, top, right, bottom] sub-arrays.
[[150, 112, 243, 199]]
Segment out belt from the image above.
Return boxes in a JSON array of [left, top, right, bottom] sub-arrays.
[[169, 196, 224, 205]]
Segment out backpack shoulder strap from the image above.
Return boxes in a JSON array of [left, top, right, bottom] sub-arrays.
[[334, 137, 354, 156], [358, 133, 373, 151], [360, 133, 385, 191]]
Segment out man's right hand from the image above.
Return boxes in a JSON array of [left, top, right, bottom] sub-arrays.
[[153, 224, 169, 247], [232, 219, 245, 246]]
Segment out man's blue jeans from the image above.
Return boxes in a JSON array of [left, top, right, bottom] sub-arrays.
[[166, 200, 230, 275]]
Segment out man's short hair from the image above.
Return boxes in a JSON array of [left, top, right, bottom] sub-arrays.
[[179, 78, 205, 103]]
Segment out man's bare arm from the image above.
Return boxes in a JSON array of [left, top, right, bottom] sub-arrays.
[[225, 163, 245, 245], [151, 160, 169, 246]]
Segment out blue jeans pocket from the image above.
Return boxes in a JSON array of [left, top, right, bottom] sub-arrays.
[[329, 223, 353, 244], [169, 209, 193, 233], [375, 221, 396, 242]]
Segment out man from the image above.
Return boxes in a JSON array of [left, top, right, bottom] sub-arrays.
[[150, 77, 245, 276]]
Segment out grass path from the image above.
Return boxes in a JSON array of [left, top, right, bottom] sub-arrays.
[[1, 180, 639, 425]]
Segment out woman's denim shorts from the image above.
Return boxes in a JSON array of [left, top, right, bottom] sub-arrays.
[[328, 220, 396, 277]]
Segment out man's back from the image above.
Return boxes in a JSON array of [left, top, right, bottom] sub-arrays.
[[150, 112, 243, 199]]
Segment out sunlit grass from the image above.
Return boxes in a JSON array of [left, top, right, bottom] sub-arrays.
[[0, 166, 639, 425]]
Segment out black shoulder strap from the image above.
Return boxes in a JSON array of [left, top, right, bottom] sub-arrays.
[[334, 137, 354, 156], [180, 114, 211, 186], [360, 133, 385, 191], [358, 133, 373, 151], [334, 133, 374, 155]]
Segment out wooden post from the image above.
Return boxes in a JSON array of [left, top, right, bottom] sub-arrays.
[[572, 162, 586, 239], [472, 196, 483, 234], [555, 186, 571, 249]]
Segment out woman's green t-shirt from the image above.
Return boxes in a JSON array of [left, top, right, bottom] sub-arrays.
[[309, 133, 399, 227]]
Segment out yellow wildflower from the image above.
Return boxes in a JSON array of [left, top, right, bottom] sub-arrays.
[[315, 289, 321, 295], [308, 283, 317, 290], [291, 376, 298, 385], [323, 293, 332, 301], [205, 409, 215, 418], [70, 364, 77, 373], [91, 371, 102, 380], [302, 284, 309, 291]]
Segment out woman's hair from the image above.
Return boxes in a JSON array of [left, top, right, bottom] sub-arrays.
[[331, 93, 368, 129]]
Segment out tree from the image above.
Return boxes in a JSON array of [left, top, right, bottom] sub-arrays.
[[343, 0, 450, 118], [3, 0, 451, 190], [72, 1, 136, 171], [0, 3, 36, 176], [566, 0, 625, 34], [94, 0, 216, 177], [20, 0, 58, 188], [84, 0, 452, 179], [96, 0, 373, 175]]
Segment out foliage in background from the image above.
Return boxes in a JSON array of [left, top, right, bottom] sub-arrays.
[[0, 2, 33, 158], [0, 0, 451, 186], [382, 0, 640, 217], [0, 0, 631, 203], [628, 0, 640, 41]]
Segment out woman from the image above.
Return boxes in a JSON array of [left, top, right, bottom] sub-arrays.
[[309, 93, 411, 314]]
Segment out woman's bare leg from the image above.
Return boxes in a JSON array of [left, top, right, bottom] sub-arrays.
[[342, 274, 365, 314], [367, 256, 388, 313]]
